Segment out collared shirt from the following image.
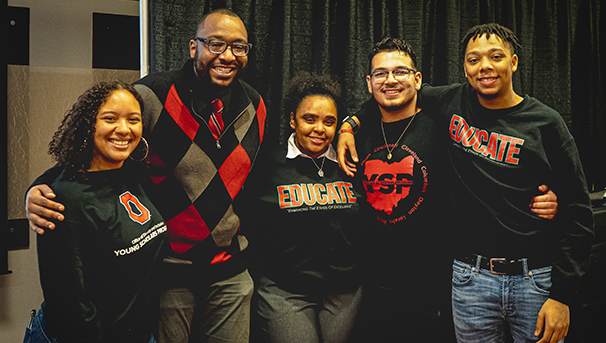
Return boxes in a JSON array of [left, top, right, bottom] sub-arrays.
[[286, 133, 337, 163]]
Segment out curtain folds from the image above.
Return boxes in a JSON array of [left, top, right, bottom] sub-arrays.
[[148, 0, 604, 190]]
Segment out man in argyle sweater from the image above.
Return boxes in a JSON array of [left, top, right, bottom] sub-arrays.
[[26, 9, 269, 343]]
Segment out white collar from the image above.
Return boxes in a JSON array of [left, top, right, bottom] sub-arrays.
[[286, 133, 337, 163]]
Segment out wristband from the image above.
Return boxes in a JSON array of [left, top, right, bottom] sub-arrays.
[[342, 116, 358, 133], [339, 129, 354, 135]]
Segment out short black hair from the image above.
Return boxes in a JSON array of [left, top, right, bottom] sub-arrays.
[[283, 71, 343, 122], [197, 8, 241, 33], [368, 37, 418, 73], [461, 23, 521, 56]]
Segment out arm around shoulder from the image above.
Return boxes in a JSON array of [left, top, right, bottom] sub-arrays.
[[25, 165, 66, 235]]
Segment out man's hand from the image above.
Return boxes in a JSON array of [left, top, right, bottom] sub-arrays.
[[535, 298, 569, 343], [530, 185, 558, 220], [26, 185, 65, 235], [337, 122, 359, 177]]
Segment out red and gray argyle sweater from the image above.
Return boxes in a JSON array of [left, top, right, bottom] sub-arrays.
[[134, 60, 267, 265]]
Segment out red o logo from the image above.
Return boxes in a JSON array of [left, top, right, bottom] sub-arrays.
[[119, 191, 151, 224]]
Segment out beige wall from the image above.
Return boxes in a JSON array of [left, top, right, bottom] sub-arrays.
[[2, 1, 140, 342]]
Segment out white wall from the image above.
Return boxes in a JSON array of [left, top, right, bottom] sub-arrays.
[[11, 0, 140, 68], [2, 1, 140, 342]]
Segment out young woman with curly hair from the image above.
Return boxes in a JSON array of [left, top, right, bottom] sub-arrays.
[[24, 81, 168, 343]]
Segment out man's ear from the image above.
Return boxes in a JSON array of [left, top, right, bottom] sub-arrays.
[[366, 75, 373, 94], [414, 71, 422, 91], [511, 54, 518, 73], [190, 40, 197, 59]]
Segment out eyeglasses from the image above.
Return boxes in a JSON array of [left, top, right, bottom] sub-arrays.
[[195, 37, 252, 57], [370, 68, 417, 83]]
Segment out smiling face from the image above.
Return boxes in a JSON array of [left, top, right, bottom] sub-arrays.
[[366, 51, 421, 122], [89, 90, 142, 171], [464, 33, 520, 108], [190, 13, 249, 94], [290, 95, 338, 159]]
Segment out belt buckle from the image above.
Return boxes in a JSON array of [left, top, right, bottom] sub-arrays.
[[490, 258, 506, 275]]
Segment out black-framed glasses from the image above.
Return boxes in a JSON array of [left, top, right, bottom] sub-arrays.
[[195, 37, 252, 57], [370, 67, 417, 83]]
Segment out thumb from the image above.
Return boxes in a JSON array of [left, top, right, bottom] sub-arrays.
[[537, 184, 549, 193], [350, 144, 359, 163], [535, 309, 545, 336]]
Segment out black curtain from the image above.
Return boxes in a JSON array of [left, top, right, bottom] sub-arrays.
[[148, 0, 604, 191]]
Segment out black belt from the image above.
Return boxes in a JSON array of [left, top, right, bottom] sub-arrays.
[[455, 252, 552, 275]]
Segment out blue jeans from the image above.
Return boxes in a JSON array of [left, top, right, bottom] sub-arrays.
[[22, 308, 57, 343], [23, 307, 157, 343], [452, 257, 563, 343]]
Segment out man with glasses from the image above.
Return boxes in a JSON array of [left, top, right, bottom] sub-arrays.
[[343, 37, 455, 342], [340, 25, 593, 343], [26, 8, 268, 343]]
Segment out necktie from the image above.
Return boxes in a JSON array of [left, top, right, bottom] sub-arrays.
[[209, 99, 225, 141]]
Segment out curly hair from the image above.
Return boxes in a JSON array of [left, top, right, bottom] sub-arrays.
[[283, 71, 344, 124], [461, 23, 522, 57], [48, 81, 144, 172], [368, 37, 418, 73]]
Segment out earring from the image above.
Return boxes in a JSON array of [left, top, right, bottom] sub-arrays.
[[130, 137, 149, 162]]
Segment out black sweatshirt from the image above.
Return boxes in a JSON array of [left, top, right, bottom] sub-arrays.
[[242, 137, 366, 294], [37, 166, 168, 343], [419, 83, 594, 306]]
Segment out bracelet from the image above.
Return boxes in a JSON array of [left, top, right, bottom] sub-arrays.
[[342, 116, 358, 132], [339, 129, 355, 135]]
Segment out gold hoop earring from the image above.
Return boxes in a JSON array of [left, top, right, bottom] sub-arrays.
[[130, 137, 149, 162]]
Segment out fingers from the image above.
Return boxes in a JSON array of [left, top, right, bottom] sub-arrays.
[[28, 184, 57, 200], [535, 327, 554, 343], [530, 203, 557, 211], [531, 197, 558, 207], [27, 199, 65, 221], [346, 138, 359, 164], [530, 186, 557, 220], [338, 158, 356, 177], [337, 153, 354, 177], [337, 147, 351, 176], [530, 199, 557, 218], [535, 307, 546, 338], [535, 299, 570, 343], [345, 160, 358, 172], [26, 185, 64, 209], [532, 213, 556, 220], [339, 137, 359, 177], [337, 131, 358, 177], [341, 163, 357, 177], [532, 185, 557, 203], [37, 184, 57, 199], [26, 185, 65, 234], [28, 203, 64, 222], [28, 213, 52, 235], [536, 323, 567, 343], [532, 189, 557, 203]]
